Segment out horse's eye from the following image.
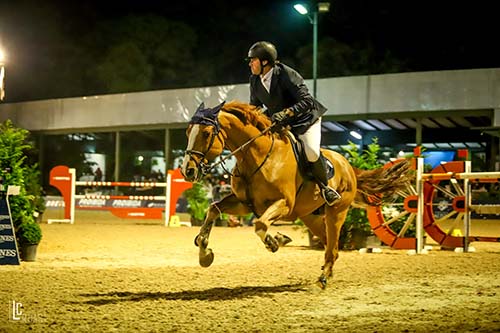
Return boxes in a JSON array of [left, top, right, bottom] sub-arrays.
[[202, 129, 212, 138]]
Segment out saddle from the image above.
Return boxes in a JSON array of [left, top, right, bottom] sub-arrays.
[[286, 132, 335, 180]]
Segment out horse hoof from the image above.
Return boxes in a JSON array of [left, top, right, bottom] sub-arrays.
[[264, 234, 279, 252], [275, 232, 292, 246], [194, 235, 207, 248], [316, 275, 327, 289], [199, 248, 214, 267]]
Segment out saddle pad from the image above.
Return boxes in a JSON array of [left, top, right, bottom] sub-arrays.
[[287, 131, 335, 180]]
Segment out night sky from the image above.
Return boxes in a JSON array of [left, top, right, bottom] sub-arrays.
[[0, 0, 498, 102]]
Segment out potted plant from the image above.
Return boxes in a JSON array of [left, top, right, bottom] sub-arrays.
[[17, 213, 42, 261], [340, 138, 383, 250], [0, 120, 44, 260], [184, 182, 210, 226], [339, 207, 373, 250]]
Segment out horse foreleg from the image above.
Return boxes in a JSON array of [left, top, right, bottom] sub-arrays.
[[194, 208, 216, 267], [317, 208, 348, 289], [195, 194, 250, 267], [253, 199, 291, 253]]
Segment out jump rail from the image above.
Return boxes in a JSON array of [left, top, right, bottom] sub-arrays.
[[48, 166, 192, 226], [416, 158, 500, 253], [421, 172, 500, 181]]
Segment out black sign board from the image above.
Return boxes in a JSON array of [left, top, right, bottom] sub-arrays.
[[0, 195, 20, 265]]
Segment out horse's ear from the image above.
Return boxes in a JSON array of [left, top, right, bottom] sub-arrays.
[[195, 102, 206, 113], [211, 101, 226, 115]]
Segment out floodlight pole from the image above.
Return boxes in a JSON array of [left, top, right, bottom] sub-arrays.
[[294, 3, 329, 99], [0, 48, 5, 101], [312, 11, 318, 99]]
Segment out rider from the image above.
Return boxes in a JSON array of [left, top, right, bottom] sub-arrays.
[[246, 41, 341, 206]]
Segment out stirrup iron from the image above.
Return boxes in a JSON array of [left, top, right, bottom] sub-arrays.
[[321, 185, 341, 206]]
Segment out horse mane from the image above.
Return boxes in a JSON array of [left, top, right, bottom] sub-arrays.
[[222, 101, 272, 132]]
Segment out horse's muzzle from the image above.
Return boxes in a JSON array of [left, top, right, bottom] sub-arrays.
[[181, 156, 202, 182], [182, 166, 197, 182]]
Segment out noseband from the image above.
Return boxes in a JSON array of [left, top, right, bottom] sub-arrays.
[[185, 116, 224, 177]]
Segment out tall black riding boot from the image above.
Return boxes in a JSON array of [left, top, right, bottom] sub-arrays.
[[311, 156, 341, 206]]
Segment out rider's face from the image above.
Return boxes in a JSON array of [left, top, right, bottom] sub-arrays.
[[249, 57, 264, 75]]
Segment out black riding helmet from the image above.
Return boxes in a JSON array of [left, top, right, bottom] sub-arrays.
[[247, 41, 278, 65]]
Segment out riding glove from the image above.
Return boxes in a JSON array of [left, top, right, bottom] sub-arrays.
[[271, 108, 294, 124]]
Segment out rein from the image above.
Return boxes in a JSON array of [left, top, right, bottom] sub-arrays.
[[202, 123, 277, 176]]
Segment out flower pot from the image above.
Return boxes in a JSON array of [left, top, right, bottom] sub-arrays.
[[350, 229, 369, 250], [190, 216, 204, 226], [215, 217, 228, 227], [20, 243, 39, 262], [308, 230, 324, 250]]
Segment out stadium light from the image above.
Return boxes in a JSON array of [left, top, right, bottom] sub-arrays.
[[293, 4, 308, 15], [0, 47, 5, 101], [293, 2, 330, 98], [349, 131, 362, 140]]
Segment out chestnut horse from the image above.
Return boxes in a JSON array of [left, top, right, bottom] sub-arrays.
[[181, 101, 411, 288]]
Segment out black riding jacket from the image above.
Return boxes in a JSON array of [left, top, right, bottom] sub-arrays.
[[249, 62, 327, 134]]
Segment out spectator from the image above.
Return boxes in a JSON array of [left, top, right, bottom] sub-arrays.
[[94, 167, 103, 181]]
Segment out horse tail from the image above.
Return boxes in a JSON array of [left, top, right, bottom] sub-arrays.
[[353, 159, 413, 207]]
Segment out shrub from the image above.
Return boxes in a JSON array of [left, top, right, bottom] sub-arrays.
[[18, 219, 43, 245], [0, 120, 43, 244], [340, 138, 383, 249], [184, 182, 209, 225]]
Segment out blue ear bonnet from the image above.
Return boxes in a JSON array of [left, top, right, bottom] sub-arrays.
[[190, 101, 225, 127]]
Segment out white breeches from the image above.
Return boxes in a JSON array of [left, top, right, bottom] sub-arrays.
[[298, 118, 322, 162]]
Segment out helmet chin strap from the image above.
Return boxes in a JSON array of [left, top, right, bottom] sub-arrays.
[[259, 59, 268, 75]]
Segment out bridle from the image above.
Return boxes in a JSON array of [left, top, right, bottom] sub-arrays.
[[185, 113, 277, 179], [184, 116, 224, 177]]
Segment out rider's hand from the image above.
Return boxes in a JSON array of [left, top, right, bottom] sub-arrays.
[[271, 108, 294, 124]]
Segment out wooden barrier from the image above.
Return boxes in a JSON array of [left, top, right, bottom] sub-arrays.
[[368, 158, 500, 252], [48, 166, 192, 226], [417, 158, 500, 253]]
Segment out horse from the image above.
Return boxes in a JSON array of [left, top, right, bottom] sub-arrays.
[[181, 100, 412, 288]]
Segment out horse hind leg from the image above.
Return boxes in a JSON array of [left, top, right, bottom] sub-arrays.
[[317, 208, 348, 289], [300, 214, 327, 247]]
